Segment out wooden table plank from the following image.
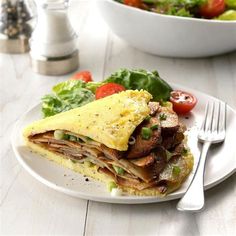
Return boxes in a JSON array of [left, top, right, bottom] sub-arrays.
[[85, 174, 235, 236], [1, 169, 88, 235], [0, 1, 109, 235]]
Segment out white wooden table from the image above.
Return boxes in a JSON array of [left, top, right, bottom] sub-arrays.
[[1, 0, 236, 235]]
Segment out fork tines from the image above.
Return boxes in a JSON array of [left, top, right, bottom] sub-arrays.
[[199, 100, 226, 143]]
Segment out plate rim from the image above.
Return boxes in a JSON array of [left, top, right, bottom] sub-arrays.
[[11, 84, 236, 204]]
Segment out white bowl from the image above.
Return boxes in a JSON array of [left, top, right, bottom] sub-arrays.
[[97, 0, 236, 58]]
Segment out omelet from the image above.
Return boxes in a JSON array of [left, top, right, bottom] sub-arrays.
[[23, 90, 193, 196], [24, 90, 152, 151]]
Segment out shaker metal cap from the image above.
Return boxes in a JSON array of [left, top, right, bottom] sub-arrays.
[[0, 35, 30, 53], [30, 50, 79, 76]]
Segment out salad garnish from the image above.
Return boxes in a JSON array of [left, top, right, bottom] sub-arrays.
[[170, 90, 197, 114], [116, 0, 236, 20], [70, 71, 93, 82], [41, 80, 95, 117], [41, 68, 197, 118]]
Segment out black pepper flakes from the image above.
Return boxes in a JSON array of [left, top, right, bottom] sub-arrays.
[[85, 178, 89, 182]]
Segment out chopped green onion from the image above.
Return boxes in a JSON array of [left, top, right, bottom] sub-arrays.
[[141, 127, 152, 140], [150, 124, 159, 130], [63, 134, 70, 140], [166, 150, 172, 161], [70, 159, 77, 164], [113, 165, 125, 175], [159, 113, 167, 121], [76, 137, 84, 143], [107, 181, 117, 192], [111, 188, 122, 196], [69, 135, 77, 141], [182, 148, 188, 156], [54, 130, 65, 140], [160, 101, 167, 106], [84, 161, 93, 168], [172, 166, 181, 176], [86, 136, 93, 141], [160, 101, 172, 108], [145, 115, 151, 121]]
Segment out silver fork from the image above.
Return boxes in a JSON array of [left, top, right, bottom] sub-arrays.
[[177, 101, 226, 212]]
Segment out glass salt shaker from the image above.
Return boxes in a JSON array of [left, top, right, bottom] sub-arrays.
[[0, 0, 34, 53], [30, 0, 79, 76]]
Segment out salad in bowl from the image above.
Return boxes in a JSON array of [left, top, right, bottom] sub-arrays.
[[116, 0, 236, 20]]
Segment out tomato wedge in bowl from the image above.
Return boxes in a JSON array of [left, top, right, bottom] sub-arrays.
[[200, 0, 226, 19], [170, 90, 197, 114]]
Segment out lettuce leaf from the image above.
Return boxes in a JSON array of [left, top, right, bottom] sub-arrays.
[[216, 10, 236, 20], [132, 0, 207, 17], [104, 69, 172, 101], [225, 0, 236, 9], [42, 80, 95, 118]]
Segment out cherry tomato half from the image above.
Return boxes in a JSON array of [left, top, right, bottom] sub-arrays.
[[170, 90, 197, 114], [199, 0, 225, 18], [124, 0, 142, 8], [70, 71, 93, 83], [95, 83, 126, 100]]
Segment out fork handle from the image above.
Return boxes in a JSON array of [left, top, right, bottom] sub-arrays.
[[177, 141, 211, 212]]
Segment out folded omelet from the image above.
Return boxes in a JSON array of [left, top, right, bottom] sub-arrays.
[[24, 90, 152, 151], [23, 90, 193, 196]]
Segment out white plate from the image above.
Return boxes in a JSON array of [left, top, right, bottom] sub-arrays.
[[12, 85, 236, 204]]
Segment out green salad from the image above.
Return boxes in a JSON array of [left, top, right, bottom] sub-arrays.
[[42, 80, 95, 117], [41, 69, 172, 118], [115, 0, 236, 20]]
